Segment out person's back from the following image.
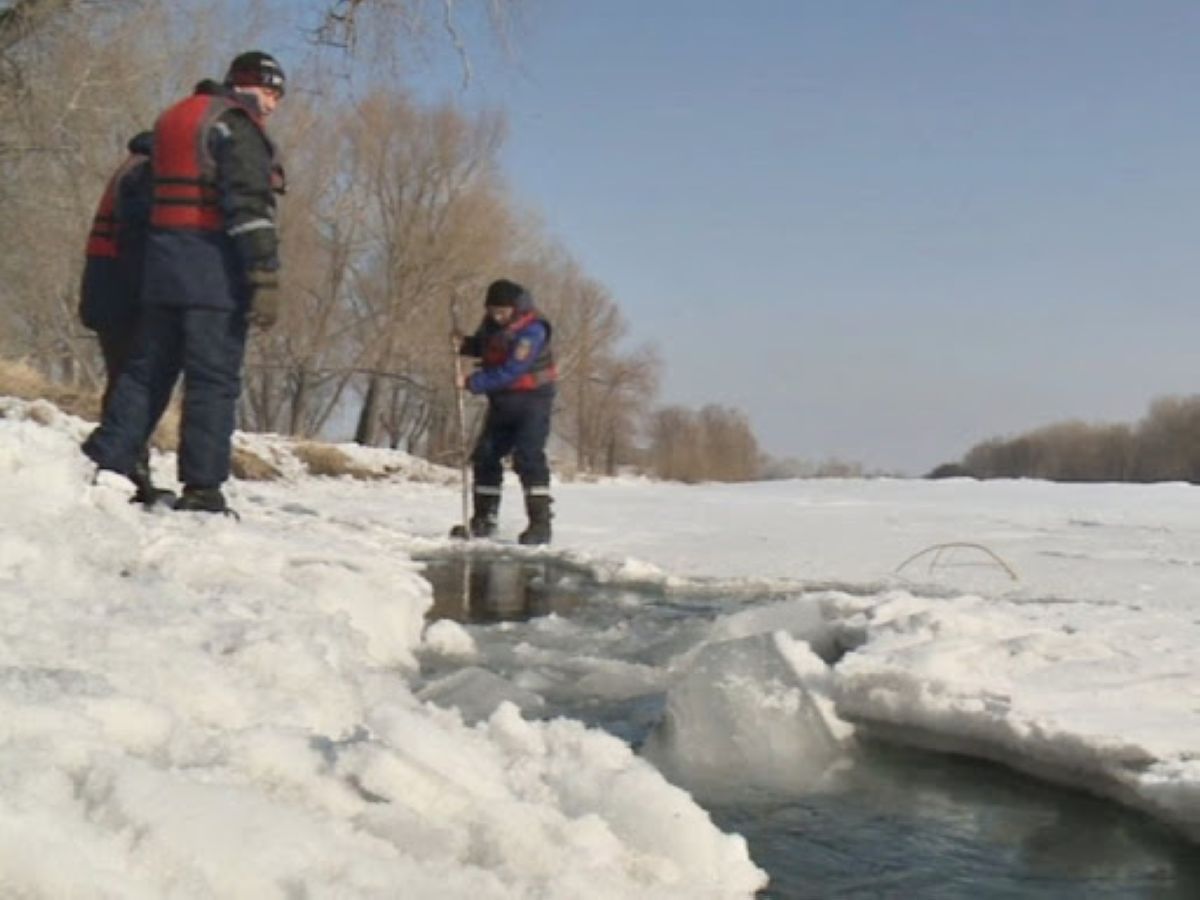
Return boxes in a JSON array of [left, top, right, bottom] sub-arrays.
[[79, 131, 153, 336]]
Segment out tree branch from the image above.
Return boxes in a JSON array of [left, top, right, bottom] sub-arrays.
[[0, 0, 74, 52]]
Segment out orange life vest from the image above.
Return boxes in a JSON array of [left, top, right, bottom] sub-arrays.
[[85, 153, 147, 258], [149, 93, 264, 231]]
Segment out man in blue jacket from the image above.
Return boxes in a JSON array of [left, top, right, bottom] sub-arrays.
[[82, 52, 285, 514], [455, 279, 557, 544]]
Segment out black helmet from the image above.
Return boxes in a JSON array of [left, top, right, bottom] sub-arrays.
[[224, 51, 285, 96]]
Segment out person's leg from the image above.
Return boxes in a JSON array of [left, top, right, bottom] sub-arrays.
[[97, 326, 137, 415], [469, 398, 520, 535], [98, 323, 173, 503], [175, 307, 248, 508], [511, 393, 553, 545], [83, 307, 183, 482]]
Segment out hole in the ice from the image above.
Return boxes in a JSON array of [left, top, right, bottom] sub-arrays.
[[418, 554, 589, 623], [412, 555, 1200, 897]]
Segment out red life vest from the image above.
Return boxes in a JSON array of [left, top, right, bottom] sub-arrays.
[[149, 93, 264, 231], [85, 153, 146, 259], [481, 311, 557, 391]]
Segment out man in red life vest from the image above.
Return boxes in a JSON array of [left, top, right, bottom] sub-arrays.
[[453, 279, 557, 544], [79, 130, 173, 506], [82, 52, 285, 514]]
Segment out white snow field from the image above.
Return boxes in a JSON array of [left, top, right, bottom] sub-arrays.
[[1, 395, 1198, 897]]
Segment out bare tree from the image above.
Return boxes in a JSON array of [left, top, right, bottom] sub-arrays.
[[537, 263, 623, 470], [238, 86, 514, 448], [0, 0, 74, 52], [1132, 396, 1200, 482], [287, 88, 512, 450], [647, 406, 701, 482], [312, 0, 519, 88], [0, 0, 267, 383], [646, 403, 763, 483], [583, 345, 660, 474], [698, 404, 761, 481], [240, 81, 372, 436], [0, 1, 196, 378]]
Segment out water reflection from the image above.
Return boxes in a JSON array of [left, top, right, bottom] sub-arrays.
[[420, 555, 583, 623]]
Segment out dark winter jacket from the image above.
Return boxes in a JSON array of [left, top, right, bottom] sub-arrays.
[[461, 289, 557, 396], [141, 84, 280, 312], [79, 131, 153, 331]]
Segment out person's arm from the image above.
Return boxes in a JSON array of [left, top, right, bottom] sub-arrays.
[[211, 111, 279, 275], [115, 158, 153, 244], [466, 321, 548, 394], [458, 323, 485, 358]]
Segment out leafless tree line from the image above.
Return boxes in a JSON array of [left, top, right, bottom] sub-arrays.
[[0, 0, 783, 481], [930, 395, 1200, 483], [643, 404, 763, 483]]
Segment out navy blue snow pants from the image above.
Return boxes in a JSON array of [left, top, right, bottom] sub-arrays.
[[96, 323, 151, 474], [472, 391, 553, 492], [97, 325, 140, 416], [83, 305, 248, 488]]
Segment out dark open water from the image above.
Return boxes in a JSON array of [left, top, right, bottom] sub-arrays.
[[419, 554, 1200, 899]]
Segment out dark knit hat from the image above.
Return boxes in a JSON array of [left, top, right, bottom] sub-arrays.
[[485, 278, 524, 308], [225, 51, 286, 96]]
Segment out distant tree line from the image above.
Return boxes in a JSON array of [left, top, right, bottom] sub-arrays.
[[929, 395, 1200, 483], [642, 405, 763, 483], [760, 456, 870, 479]]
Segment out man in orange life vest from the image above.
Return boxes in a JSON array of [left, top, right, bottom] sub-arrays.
[[82, 52, 285, 514], [454, 279, 557, 544], [78, 130, 174, 506]]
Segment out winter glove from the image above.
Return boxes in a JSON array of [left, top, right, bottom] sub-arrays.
[[456, 332, 481, 357], [247, 269, 281, 330]]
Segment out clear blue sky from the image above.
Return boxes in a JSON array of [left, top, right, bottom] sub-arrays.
[[404, 1, 1200, 474]]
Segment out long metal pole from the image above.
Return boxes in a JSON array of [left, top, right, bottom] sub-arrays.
[[450, 299, 471, 538]]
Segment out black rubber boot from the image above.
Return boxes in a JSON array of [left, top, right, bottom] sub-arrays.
[[518, 493, 552, 546], [129, 456, 176, 508], [450, 491, 500, 539], [175, 485, 230, 515]]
